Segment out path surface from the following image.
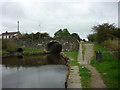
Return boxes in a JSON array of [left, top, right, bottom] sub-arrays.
[[67, 66, 82, 88], [67, 44, 82, 88], [78, 44, 94, 64], [84, 44, 94, 64], [84, 64, 106, 88], [78, 43, 106, 88], [78, 44, 83, 64]]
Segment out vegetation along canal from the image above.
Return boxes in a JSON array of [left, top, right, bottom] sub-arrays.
[[2, 54, 68, 88]]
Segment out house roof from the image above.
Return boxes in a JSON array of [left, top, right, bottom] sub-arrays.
[[1, 31, 21, 36]]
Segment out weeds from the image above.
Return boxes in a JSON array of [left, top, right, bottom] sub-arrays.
[[79, 66, 91, 88]]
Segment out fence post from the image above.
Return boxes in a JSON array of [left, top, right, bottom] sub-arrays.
[[95, 51, 102, 61]]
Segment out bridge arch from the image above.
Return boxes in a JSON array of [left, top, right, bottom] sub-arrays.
[[46, 42, 62, 54]]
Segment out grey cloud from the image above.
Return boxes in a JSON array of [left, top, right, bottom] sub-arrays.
[[89, 2, 118, 22], [1, 1, 118, 39], [118, 1, 120, 27], [2, 2, 26, 19]]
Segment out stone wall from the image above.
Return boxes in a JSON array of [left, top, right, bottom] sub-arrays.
[[16, 36, 80, 51]]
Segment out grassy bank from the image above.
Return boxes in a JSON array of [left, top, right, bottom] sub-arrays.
[[90, 44, 119, 88], [79, 66, 91, 88], [64, 51, 79, 66], [1, 49, 44, 54], [24, 48, 44, 53], [0, 50, 9, 54], [2, 39, 44, 54]]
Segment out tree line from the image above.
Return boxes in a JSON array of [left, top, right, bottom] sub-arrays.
[[18, 28, 82, 42], [87, 23, 119, 43], [19, 32, 50, 40]]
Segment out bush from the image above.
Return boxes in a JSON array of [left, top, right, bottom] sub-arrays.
[[2, 40, 20, 52], [2, 40, 7, 50], [102, 40, 119, 51], [6, 40, 16, 52]]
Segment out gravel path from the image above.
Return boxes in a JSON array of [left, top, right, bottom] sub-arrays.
[[67, 66, 82, 88], [78, 43, 106, 88], [84, 64, 106, 88], [84, 44, 94, 64], [78, 44, 94, 64], [67, 45, 82, 88], [78, 44, 83, 64]]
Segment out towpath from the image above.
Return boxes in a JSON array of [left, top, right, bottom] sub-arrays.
[[67, 66, 82, 88], [79, 43, 106, 88]]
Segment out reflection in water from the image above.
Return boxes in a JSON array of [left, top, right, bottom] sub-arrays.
[[2, 65, 67, 88], [2, 54, 67, 88], [2, 54, 66, 68], [0, 65, 2, 89]]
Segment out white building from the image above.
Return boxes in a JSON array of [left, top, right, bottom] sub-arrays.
[[0, 31, 21, 39]]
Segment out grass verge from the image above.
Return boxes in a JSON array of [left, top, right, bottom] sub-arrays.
[[64, 51, 79, 66], [82, 44, 86, 60], [24, 48, 44, 53], [79, 66, 91, 88], [1, 48, 44, 54], [0, 50, 9, 54], [90, 44, 119, 88]]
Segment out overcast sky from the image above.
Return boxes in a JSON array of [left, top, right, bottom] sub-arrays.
[[0, 0, 119, 39]]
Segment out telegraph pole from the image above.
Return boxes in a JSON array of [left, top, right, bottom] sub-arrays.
[[17, 21, 20, 40], [39, 24, 40, 39], [39, 24, 40, 32], [17, 21, 19, 32]]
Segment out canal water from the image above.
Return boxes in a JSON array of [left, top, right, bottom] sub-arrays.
[[1, 54, 67, 88]]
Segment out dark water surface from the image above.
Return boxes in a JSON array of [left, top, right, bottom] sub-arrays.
[[2, 54, 67, 88]]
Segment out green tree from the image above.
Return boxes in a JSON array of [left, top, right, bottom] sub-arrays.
[[54, 28, 81, 41], [71, 33, 81, 41], [54, 28, 71, 37], [41, 32, 50, 38], [54, 29, 63, 37], [87, 33, 97, 42], [92, 23, 116, 43], [109, 28, 120, 39], [19, 33, 31, 39], [19, 32, 50, 40], [62, 28, 71, 36]]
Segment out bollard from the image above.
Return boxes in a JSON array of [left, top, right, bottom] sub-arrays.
[[95, 51, 102, 61]]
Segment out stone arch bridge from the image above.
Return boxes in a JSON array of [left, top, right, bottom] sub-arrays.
[[16, 36, 79, 52]]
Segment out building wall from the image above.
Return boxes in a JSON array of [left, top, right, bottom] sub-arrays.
[[2, 34, 18, 39]]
